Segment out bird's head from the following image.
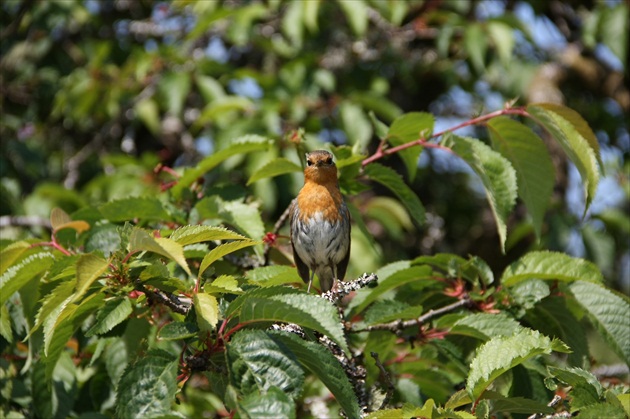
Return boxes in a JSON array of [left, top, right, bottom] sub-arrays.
[[303, 150, 338, 185]]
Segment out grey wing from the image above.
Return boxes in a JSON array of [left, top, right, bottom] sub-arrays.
[[289, 199, 311, 283], [335, 202, 351, 280]]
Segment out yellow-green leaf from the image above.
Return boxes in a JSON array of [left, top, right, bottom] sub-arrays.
[[75, 253, 109, 301], [194, 292, 219, 332], [199, 240, 259, 277]]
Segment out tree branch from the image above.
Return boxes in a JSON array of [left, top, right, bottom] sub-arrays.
[[352, 297, 472, 333], [361, 107, 530, 167], [371, 352, 395, 410], [135, 281, 190, 315]]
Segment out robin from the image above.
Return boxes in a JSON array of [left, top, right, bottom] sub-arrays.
[[290, 150, 351, 292]]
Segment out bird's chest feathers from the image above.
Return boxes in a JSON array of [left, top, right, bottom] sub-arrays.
[[297, 183, 344, 223]]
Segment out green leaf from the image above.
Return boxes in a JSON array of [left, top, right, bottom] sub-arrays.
[[336, 0, 367, 36], [281, 1, 304, 48], [0, 241, 30, 275], [271, 331, 362, 419], [548, 366, 603, 408], [158, 321, 199, 341], [487, 21, 514, 67], [364, 300, 423, 325], [34, 279, 75, 337], [451, 313, 522, 340], [135, 98, 161, 134], [364, 163, 425, 227], [44, 292, 104, 379], [466, 329, 570, 400], [569, 281, 630, 365], [196, 96, 254, 125], [238, 293, 348, 354], [237, 386, 296, 419], [115, 349, 178, 418], [228, 330, 304, 399], [490, 397, 554, 415], [302, 0, 321, 33], [441, 135, 518, 252], [204, 275, 243, 294], [525, 296, 589, 368], [352, 265, 433, 314], [199, 239, 259, 277], [100, 197, 170, 222], [501, 251, 604, 287], [173, 135, 272, 197], [340, 101, 372, 154], [578, 402, 628, 419], [226, 286, 301, 318], [220, 199, 266, 245], [0, 303, 12, 343], [247, 157, 302, 185], [32, 352, 76, 419], [464, 23, 487, 72], [194, 292, 219, 332], [414, 253, 494, 286], [170, 225, 248, 245], [129, 229, 191, 276], [195, 74, 226, 102], [85, 297, 133, 337], [74, 253, 108, 301], [387, 112, 434, 181], [245, 265, 302, 287], [487, 117, 554, 238], [599, 4, 628, 71], [0, 250, 55, 305], [158, 71, 191, 116], [527, 103, 600, 213]]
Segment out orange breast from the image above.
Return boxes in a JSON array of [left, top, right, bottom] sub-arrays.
[[297, 182, 345, 223]]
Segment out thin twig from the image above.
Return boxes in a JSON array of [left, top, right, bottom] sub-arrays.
[[361, 107, 530, 167], [263, 199, 295, 265], [321, 273, 378, 304], [352, 297, 472, 333], [371, 352, 395, 410], [136, 281, 190, 315]]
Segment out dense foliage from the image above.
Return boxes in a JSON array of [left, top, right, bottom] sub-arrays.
[[1, 1, 628, 418]]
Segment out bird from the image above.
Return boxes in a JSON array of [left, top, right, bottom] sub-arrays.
[[289, 150, 351, 292]]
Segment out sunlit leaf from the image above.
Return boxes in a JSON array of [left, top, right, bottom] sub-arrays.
[[247, 157, 302, 185], [527, 103, 600, 213], [199, 239, 258, 277], [115, 349, 178, 418], [173, 135, 272, 197], [387, 112, 434, 181], [129, 229, 191, 276], [464, 23, 487, 72], [237, 292, 348, 354], [170, 225, 248, 245], [442, 134, 517, 252], [85, 297, 132, 337], [569, 281, 630, 365], [271, 330, 362, 418], [364, 163, 425, 227], [228, 330, 304, 398], [336, 0, 368, 36], [501, 251, 603, 286], [466, 329, 570, 400], [100, 197, 170, 222], [487, 117, 554, 238], [74, 253, 108, 301], [194, 292, 219, 332]]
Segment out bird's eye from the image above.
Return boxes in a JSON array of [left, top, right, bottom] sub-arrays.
[[306, 160, 313, 166], [325, 157, 333, 165]]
